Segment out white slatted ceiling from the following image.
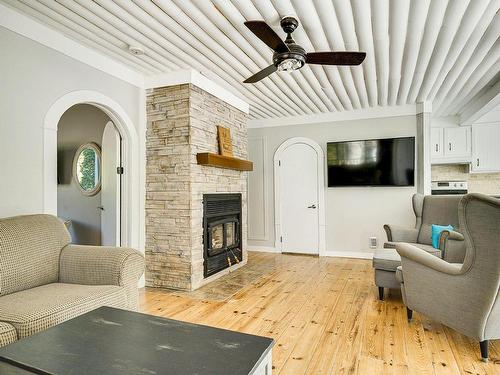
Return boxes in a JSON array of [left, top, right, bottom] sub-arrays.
[[3, 0, 499, 120]]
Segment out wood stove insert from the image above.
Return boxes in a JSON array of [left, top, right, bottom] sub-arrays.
[[203, 194, 243, 278]]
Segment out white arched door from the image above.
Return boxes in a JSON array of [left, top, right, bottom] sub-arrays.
[[275, 138, 325, 255], [101, 121, 122, 246]]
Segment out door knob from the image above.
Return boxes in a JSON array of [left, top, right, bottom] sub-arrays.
[[307, 204, 317, 209]]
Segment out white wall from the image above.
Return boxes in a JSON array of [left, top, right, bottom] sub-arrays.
[[432, 115, 461, 128], [0, 27, 141, 218], [248, 115, 418, 255]]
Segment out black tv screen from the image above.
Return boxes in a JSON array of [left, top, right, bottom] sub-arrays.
[[327, 137, 415, 187]]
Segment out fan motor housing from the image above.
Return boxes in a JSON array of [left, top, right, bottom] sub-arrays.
[[280, 17, 299, 34], [273, 16, 306, 70], [273, 43, 306, 69]]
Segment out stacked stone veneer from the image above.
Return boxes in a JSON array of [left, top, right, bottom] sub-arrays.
[[145, 84, 249, 291]]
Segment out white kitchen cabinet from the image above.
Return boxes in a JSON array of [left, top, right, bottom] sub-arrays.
[[443, 127, 471, 157], [472, 124, 500, 172], [430, 128, 443, 158], [431, 126, 471, 163]]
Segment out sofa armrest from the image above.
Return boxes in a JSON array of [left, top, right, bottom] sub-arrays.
[[59, 245, 144, 310], [395, 242, 462, 275], [59, 244, 144, 287], [438, 230, 466, 263], [383, 224, 418, 243]]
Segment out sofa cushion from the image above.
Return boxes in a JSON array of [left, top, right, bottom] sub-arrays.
[[0, 283, 127, 338], [0, 215, 71, 296], [417, 195, 462, 245], [373, 248, 401, 271], [385, 242, 441, 257], [0, 322, 17, 347]]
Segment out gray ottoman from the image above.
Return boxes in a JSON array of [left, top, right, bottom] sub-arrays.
[[372, 248, 401, 300]]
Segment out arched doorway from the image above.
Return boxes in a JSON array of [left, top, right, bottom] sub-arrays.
[[274, 137, 326, 255], [43, 90, 140, 250], [57, 106, 122, 246]]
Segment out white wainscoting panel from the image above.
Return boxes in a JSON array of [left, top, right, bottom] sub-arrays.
[[247, 137, 268, 242]]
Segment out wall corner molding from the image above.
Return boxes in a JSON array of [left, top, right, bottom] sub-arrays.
[[417, 101, 433, 114], [144, 69, 249, 114], [248, 104, 418, 129], [0, 2, 144, 88]]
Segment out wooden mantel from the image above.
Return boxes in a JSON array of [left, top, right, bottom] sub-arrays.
[[196, 153, 253, 171]]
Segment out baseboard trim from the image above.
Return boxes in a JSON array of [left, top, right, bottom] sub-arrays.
[[323, 251, 374, 260], [247, 246, 280, 253], [248, 247, 374, 259]]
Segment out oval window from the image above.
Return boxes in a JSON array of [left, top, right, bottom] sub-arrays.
[[73, 142, 101, 196]]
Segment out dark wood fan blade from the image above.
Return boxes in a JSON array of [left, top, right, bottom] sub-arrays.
[[244, 21, 289, 54], [306, 52, 366, 66], [243, 64, 277, 83]]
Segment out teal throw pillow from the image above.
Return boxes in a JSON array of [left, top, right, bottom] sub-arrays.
[[431, 224, 454, 249]]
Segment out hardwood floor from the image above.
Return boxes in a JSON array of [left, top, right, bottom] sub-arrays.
[[139, 252, 499, 375]]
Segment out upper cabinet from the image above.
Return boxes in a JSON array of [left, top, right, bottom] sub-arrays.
[[471, 124, 500, 173], [444, 127, 471, 157], [431, 126, 471, 163], [430, 128, 444, 158]]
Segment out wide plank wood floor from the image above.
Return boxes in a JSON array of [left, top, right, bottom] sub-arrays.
[[139, 252, 499, 375]]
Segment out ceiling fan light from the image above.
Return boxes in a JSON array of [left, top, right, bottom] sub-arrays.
[[277, 58, 303, 72]]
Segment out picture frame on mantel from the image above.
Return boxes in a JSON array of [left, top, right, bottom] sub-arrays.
[[217, 126, 233, 157]]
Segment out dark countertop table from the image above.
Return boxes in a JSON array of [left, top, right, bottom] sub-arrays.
[[0, 306, 274, 375]]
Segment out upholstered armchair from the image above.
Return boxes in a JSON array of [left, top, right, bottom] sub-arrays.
[[396, 194, 500, 362], [384, 193, 466, 263], [0, 214, 144, 346]]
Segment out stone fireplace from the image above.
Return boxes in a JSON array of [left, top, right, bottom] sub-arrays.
[[145, 84, 248, 291]]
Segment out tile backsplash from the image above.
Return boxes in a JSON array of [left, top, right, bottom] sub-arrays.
[[431, 165, 500, 195]]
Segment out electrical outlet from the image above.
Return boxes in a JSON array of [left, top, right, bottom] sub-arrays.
[[369, 237, 377, 249]]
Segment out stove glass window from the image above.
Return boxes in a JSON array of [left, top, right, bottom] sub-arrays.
[[226, 222, 236, 247], [210, 224, 224, 250]]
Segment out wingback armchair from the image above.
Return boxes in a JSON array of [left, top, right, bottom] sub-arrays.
[[396, 194, 500, 362], [384, 193, 466, 262], [0, 214, 144, 347]]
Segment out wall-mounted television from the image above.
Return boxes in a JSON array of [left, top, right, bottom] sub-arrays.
[[327, 137, 415, 187]]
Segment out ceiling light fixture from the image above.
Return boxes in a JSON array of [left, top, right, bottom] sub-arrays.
[[128, 46, 144, 56], [277, 58, 304, 72]]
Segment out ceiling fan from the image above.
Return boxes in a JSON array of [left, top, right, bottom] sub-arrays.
[[243, 17, 366, 83]]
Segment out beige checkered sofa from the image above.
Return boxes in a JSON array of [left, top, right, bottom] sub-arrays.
[[0, 214, 144, 347]]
